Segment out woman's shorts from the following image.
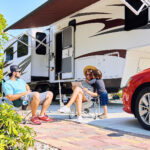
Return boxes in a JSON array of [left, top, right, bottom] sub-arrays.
[[99, 92, 109, 106], [20, 91, 48, 105]]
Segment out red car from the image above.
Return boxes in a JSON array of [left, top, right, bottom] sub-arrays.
[[122, 68, 150, 130]]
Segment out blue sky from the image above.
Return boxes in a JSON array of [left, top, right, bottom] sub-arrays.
[[0, 0, 47, 36]]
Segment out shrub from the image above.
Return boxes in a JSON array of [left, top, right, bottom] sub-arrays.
[[0, 103, 36, 150]]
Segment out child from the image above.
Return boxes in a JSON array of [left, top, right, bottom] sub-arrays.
[[86, 69, 109, 119]]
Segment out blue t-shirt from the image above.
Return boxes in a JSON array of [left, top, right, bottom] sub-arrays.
[[3, 79, 27, 96]]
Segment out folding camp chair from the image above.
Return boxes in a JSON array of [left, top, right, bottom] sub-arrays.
[[69, 97, 101, 120]]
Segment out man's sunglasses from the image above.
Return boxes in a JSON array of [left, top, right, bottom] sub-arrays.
[[16, 71, 21, 73]]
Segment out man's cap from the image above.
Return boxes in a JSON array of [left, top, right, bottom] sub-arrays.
[[10, 65, 21, 73], [83, 65, 97, 76]]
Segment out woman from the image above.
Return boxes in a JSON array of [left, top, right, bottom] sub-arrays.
[[59, 66, 98, 122]]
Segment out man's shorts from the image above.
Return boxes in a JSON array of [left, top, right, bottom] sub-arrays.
[[20, 92, 48, 105]]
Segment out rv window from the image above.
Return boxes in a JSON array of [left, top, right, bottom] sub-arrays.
[[17, 35, 28, 57], [124, 0, 144, 12], [5, 47, 13, 61], [36, 32, 46, 55], [125, 0, 148, 30], [62, 27, 72, 49]]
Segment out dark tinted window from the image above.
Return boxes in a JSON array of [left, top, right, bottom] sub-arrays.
[[125, 0, 148, 30], [6, 47, 13, 61], [36, 32, 46, 55], [17, 35, 28, 57], [125, 0, 143, 11]]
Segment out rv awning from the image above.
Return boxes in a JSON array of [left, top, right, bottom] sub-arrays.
[[4, 0, 100, 31]]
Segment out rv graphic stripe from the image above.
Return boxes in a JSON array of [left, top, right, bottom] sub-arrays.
[[71, 12, 110, 18], [75, 49, 127, 59], [76, 18, 125, 33]]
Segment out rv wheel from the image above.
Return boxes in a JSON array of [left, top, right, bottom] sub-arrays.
[[35, 85, 43, 93], [135, 87, 150, 130]]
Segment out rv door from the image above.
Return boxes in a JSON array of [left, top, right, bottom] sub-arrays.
[[61, 26, 74, 79]]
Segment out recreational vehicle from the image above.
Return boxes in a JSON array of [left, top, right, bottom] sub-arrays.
[[3, 0, 150, 98]]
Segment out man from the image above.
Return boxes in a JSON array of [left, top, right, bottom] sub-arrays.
[[2, 65, 53, 125]]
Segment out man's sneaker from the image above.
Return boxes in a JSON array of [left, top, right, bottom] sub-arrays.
[[59, 106, 70, 113], [38, 115, 54, 122], [77, 116, 83, 123], [30, 116, 41, 125], [99, 114, 108, 119]]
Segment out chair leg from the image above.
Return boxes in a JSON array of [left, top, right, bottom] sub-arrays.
[[93, 98, 101, 119], [22, 118, 26, 124], [69, 103, 76, 119], [98, 98, 101, 116], [93, 101, 97, 120], [24, 111, 32, 120], [20, 110, 32, 124]]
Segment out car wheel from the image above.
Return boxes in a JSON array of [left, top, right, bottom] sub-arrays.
[[135, 87, 150, 130]]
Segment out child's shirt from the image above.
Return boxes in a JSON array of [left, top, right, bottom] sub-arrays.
[[89, 79, 107, 94], [81, 80, 94, 93]]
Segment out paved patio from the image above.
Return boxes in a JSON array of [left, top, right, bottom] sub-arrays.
[[25, 102, 150, 150], [27, 119, 150, 150], [1, 99, 150, 149]]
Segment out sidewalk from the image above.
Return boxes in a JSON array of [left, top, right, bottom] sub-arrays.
[[27, 119, 150, 150], [24, 103, 150, 150]]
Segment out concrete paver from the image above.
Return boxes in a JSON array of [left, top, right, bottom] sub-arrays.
[[27, 119, 150, 150]]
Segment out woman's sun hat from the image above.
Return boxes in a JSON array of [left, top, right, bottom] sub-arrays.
[[83, 65, 98, 76]]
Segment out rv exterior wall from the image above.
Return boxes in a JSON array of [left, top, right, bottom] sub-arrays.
[[53, 0, 150, 82], [121, 45, 150, 88]]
